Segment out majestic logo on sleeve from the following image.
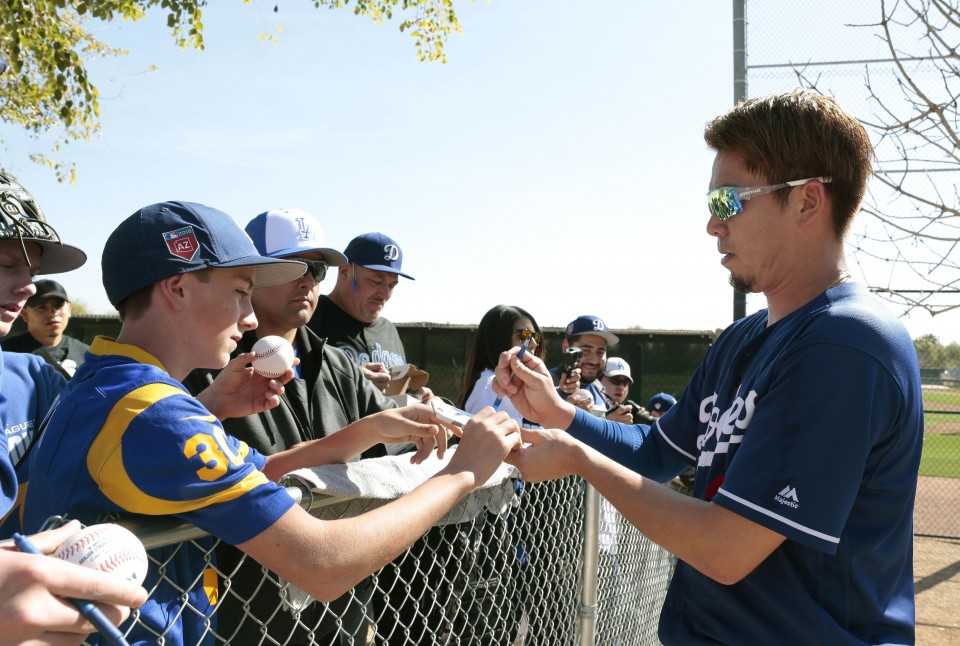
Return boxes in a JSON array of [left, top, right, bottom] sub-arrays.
[[163, 226, 200, 262], [696, 389, 757, 467], [775, 485, 799, 508]]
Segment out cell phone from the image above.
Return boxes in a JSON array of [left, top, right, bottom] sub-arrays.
[[561, 347, 582, 377], [431, 399, 473, 428]]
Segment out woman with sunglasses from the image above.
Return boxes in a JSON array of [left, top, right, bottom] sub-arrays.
[[459, 304, 555, 424]]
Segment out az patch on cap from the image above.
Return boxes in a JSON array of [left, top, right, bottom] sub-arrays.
[[164, 226, 199, 262]]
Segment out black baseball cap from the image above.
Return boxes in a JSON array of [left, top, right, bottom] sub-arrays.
[[26, 279, 70, 307]]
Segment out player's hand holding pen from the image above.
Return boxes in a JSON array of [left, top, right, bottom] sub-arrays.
[[493, 329, 539, 410], [493, 343, 579, 431], [0, 520, 146, 645]]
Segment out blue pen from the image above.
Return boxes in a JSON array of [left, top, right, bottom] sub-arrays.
[[12, 532, 131, 646], [493, 337, 532, 410]]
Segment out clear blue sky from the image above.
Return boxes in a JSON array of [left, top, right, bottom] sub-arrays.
[[4, 1, 958, 344]]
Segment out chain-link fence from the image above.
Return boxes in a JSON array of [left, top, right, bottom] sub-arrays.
[[23, 312, 958, 639], [90, 456, 674, 645], [916, 374, 960, 540]]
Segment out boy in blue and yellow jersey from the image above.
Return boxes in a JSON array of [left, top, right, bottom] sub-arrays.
[[24, 201, 522, 645]]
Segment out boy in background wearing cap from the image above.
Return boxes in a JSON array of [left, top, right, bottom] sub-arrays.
[[23, 201, 521, 645], [550, 315, 619, 410], [2, 279, 90, 378], [308, 232, 432, 399], [646, 392, 677, 418], [183, 208, 401, 644], [0, 173, 146, 642], [599, 357, 657, 425]]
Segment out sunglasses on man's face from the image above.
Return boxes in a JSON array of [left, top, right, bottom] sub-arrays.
[[515, 328, 542, 345], [706, 176, 832, 221], [287, 258, 328, 283]]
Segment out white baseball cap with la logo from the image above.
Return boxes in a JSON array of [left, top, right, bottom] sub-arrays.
[[603, 357, 633, 382], [245, 208, 348, 265]]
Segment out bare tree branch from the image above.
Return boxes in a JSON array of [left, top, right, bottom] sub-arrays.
[[798, 0, 960, 317]]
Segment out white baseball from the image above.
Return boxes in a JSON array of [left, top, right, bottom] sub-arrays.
[[54, 523, 149, 583], [252, 335, 295, 378]]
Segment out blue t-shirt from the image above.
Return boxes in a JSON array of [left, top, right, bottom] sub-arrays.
[[24, 337, 296, 646], [568, 283, 922, 645], [0, 350, 66, 533]]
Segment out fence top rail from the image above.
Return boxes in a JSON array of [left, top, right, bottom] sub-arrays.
[[59, 451, 520, 552]]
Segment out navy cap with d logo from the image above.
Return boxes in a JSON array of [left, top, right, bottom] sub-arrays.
[[343, 232, 414, 280], [563, 315, 620, 346], [102, 201, 307, 308]]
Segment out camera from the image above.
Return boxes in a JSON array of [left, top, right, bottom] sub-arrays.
[[561, 347, 582, 378], [606, 400, 652, 423]]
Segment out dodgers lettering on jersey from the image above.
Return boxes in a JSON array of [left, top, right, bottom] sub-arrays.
[[336, 342, 405, 370], [695, 389, 756, 467]]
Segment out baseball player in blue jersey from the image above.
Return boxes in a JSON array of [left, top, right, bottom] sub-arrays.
[[494, 91, 922, 645], [0, 173, 147, 643], [22, 200, 521, 645]]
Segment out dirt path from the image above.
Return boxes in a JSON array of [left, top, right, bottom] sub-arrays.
[[915, 475, 960, 644], [915, 535, 960, 645]]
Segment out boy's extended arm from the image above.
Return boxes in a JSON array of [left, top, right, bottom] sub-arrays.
[[239, 408, 521, 601], [260, 404, 452, 479]]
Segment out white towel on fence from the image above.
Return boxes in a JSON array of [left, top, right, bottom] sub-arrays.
[[277, 447, 520, 612]]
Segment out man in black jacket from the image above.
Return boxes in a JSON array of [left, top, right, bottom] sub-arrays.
[[184, 208, 397, 645]]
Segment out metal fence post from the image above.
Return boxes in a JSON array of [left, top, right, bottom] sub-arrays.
[[578, 482, 601, 645]]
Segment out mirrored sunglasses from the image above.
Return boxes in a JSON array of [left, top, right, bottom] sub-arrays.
[[515, 328, 542, 345], [706, 176, 832, 221]]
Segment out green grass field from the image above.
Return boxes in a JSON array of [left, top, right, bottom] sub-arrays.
[[924, 387, 960, 410], [920, 435, 960, 477], [921, 386, 960, 478]]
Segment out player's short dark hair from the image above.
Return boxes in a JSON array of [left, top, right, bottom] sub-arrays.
[[703, 89, 873, 238]]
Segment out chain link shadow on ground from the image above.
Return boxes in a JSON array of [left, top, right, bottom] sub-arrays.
[[914, 475, 960, 645]]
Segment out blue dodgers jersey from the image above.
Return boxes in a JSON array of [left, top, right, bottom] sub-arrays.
[[652, 283, 922, 644], [0, 350, 66, 535], [24, 337, 296, 646]]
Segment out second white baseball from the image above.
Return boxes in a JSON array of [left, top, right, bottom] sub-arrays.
[[54, 523, 149, 582], [252, 335, 295, 378]]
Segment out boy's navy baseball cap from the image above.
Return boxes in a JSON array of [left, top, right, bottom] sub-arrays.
[[245, 208, 348, 265], [647, 392, 677, 413], [344, 232, 414, 280], [564, 315, 619, 346], [102, 201, 307, 308]]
